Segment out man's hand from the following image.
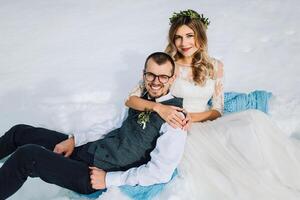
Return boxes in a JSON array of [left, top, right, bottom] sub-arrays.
[[53, 137, 75, 157], [154, 103, 185, 129], [89, 166, 106, 190]]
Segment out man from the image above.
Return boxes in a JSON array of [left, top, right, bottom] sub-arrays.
[[0, 52, 187, 199]]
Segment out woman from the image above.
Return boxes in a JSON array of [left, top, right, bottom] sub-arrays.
[[126, 9, 300, 199]]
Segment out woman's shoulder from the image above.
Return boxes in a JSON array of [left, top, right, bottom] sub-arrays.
[[128, 80, 145, 97]]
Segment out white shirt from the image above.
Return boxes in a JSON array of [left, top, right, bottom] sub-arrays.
[[106, 122, 186, 187], [73, 93, 187, 186]]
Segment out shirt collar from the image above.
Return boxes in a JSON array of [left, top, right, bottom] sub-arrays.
[[148, 92, 173, 103]]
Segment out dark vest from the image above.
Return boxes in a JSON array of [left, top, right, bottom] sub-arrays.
[[88, 93, 183, 171]]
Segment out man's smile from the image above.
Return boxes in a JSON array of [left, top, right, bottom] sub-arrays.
[[149, 84, 163, 91]]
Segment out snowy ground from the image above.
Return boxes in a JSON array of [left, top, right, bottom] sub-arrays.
[[0, 0, 299, 199]]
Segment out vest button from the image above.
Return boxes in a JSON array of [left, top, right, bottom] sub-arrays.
[[105, 154, 109, 158]]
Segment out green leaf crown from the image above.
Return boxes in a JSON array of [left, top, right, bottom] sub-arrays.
[[169, 9, 210, 28]]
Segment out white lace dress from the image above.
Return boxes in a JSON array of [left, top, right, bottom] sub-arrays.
[[129, 60, 300, 199]]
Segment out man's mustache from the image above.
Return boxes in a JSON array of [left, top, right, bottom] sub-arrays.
[[148, 83, 164, 88]]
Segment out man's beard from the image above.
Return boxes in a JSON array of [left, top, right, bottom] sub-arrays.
[[148, 93, 165, 99], [147, 83, 169, 99]]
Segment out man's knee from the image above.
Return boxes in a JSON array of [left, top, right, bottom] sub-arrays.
[[9, 124, 32, 133], [15, 144, 44, 158], [9, 144, 44, 177], [8, 124, 32, 138], [7, 124, 33, 144], [13, 144, 44, 166]]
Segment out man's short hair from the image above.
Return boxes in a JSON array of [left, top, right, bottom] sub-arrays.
[[144, 52, 175, 76]]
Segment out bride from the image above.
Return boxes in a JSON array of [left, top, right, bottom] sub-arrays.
[[125, 9, 300, 199]]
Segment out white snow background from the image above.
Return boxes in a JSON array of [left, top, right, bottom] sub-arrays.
[[0, 0, 299, 199]]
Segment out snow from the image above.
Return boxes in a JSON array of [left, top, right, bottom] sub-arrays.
[[0, 0, 299, 199]]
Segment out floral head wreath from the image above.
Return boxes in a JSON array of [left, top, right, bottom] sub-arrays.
[[169, 9, 210, 28]]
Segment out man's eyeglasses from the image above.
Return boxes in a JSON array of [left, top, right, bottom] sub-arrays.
[[143, 71, 173, 84]]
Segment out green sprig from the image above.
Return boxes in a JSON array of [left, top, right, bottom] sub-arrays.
[[137, 110, 152, 129]]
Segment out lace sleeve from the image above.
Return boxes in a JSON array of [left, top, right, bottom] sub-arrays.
[[211, 59, 224, 115]]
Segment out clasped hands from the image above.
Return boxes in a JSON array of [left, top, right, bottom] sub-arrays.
[[154, 103, 192, 130], [53, 137, 107, 189]]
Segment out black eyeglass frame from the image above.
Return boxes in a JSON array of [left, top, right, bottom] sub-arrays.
[[143, 71, 174, 84]]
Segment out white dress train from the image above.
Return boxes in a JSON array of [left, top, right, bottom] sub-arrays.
[[174, 110, 300, 199], [166, 62, 300, 199]]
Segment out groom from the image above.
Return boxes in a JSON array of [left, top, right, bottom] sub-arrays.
[[0, 52, 187, 199]]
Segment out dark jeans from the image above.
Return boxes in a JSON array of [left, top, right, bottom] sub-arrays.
[[0, 124, 102, 200]]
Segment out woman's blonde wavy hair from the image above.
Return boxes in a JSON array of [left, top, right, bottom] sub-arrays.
[[165, 13, 214, 85]]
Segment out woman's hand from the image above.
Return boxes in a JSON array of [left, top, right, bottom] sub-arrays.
[[154, 103, 185, 129], [183, 112, 192, 131]]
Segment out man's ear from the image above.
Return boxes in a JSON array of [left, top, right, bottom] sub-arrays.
[[169, 74, 176, 84], [142, 70, 145, 81], [172, 73, 177, 80]]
